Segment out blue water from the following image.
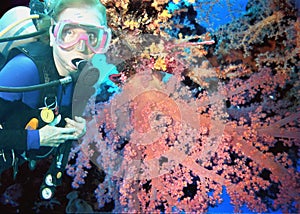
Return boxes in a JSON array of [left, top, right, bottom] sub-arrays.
[[196, 0, 249, 30], [167, 0, 249, 31]]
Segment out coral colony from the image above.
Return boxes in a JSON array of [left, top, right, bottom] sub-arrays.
[[65, 0, 299, 213], [1, 0, 299, 213]]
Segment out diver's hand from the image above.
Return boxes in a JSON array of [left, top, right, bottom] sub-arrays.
[[39, 125, 77, 147], [64, 116, 87, 138]]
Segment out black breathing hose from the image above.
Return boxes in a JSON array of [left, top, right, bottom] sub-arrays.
[[0, 29, 47, 43], [0, 60, 88, 92], [0, 77, 72, 92]]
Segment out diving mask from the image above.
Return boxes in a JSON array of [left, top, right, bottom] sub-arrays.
[[53, 20, 111, 54]]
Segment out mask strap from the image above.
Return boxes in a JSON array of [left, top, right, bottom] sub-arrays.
[[99, 33, 107, 50]]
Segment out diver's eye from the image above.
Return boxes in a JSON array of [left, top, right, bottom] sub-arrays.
[[88, 32, 95, 40], [88, 32, 98, 45], [61, 27, 77, 42]]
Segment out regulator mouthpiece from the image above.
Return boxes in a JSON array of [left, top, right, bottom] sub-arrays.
[[72, 58, 87, 70]]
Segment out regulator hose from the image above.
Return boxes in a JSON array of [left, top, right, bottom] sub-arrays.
[[0, 28, 47, 43], [0, 60, 88, 92], [0, 77, 72, 92], [0, 14, 40, 37]]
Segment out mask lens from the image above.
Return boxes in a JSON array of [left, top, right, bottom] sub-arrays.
[[59, 23, 81, 46], [55, 21, 111, 53], [87, 27, 101, 47]]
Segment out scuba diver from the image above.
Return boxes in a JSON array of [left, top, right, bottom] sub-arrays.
[[0, 0, 111, 200]]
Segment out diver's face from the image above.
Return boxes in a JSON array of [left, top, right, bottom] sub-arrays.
[[50, 7, 103, 76]]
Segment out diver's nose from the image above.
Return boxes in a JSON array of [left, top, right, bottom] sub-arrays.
[[76, 40, 87, 52]]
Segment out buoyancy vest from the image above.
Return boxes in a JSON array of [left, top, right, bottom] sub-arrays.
[[0, 40, 100, 200], [0, 41, 72, 174], [5, 40, 73, 126]]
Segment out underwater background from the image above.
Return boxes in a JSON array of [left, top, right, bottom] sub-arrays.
[[0, 0, 299, 213]]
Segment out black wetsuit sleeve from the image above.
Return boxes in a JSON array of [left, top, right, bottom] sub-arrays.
[[0, 98, 28, 151], [0, 130, 27, 150]]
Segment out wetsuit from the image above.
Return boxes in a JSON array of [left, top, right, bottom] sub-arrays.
[[0, 42, 73, 173]]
